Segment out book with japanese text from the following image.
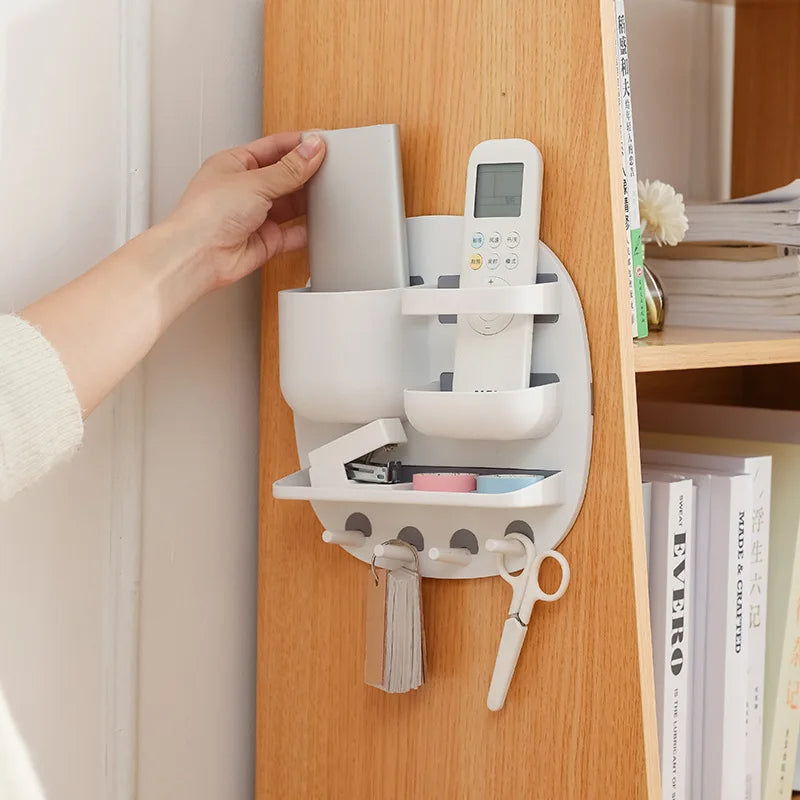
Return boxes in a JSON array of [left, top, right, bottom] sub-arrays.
[[613, 0, 647, 338], [640, 401, 800, 799], [643, 441, 770, 800]]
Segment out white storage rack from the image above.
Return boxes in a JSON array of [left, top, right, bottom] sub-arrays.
[[273, 215, 593, 579]]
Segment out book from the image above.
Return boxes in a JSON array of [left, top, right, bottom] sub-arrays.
[[645, 460, 751, 800], [648, 254, 800, 282], [640, 471, 693, 800], [665, 310, 800, 332], [643, 443, 771, 800], [684, 180, 800, 245], [662, 278, 800, 300], [652, 243, 800, 262], [659, 275, 800, 299], [641, 465, 713, 800], [613, 0, 648, 339], [364, 565, 426, 693], [639, 401, 800, 800], [683, 226, 800, 247], [645, 252, 800, 329], [666, 295, 800, 316]]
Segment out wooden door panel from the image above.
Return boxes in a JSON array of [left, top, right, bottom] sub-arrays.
[[258, 1, 658, 796]]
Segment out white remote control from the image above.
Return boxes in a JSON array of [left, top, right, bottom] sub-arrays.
[[451, 139, 544, 393]]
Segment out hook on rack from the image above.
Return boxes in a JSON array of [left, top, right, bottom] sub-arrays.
[[486, 537, 527, 558], [373, 542, 418, 563], [322, 530, 367, 547], [428, 547, 472, 566]]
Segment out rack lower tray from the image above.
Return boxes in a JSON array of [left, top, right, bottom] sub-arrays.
[[273, 469, 563, 509]]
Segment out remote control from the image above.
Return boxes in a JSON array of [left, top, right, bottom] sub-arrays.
[[451, 139, 543, 392]]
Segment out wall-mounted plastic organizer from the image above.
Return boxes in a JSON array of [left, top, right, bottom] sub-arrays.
[[273, 215, 592, 579]]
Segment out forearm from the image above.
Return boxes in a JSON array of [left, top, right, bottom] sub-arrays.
[[17, 131, 323, 419], [22, 220, 208, 415]]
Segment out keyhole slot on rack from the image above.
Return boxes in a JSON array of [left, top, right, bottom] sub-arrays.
[[449, 529, 479, 554], [345, 512, 372, 537], [398, 526, 424, 551], [504, 520, 535, 543], [485, 522, 536, 559]]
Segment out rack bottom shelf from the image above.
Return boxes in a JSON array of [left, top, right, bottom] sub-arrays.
[[273, 469, 563, 509]]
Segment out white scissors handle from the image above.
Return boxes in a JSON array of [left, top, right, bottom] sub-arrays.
[[487, 534, 570, 711]]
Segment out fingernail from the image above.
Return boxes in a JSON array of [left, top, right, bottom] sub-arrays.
[[298, 134, 322, 159]]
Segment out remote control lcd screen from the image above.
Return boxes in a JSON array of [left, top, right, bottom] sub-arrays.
[[474, 162, 523, 218]]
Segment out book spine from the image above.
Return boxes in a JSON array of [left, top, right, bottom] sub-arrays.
[[651, 480, 691, 800], [716, 475, 752, 800], [746, 460, 771, 800], [692, 480, 711, 800], [613, 0, 648, 339], [764, 540, 800, 798], [673, 484, 693, 800], [708, 475, 752, 800]]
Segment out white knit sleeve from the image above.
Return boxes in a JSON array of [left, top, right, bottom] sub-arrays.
[[0, 687, 46, 800], [0, 315, 84, 503]]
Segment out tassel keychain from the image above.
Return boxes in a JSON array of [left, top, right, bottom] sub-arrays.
[[364, 539, 427, 693]]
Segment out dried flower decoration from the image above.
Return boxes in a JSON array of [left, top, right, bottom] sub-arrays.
[[638, 179, 688, 247]]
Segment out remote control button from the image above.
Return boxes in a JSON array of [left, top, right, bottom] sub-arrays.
[[469, 253, 483, 270], [488, 231, 502, 248], [503, 253, 519, 270], [469, 314, 513, 336], [471, 232, 485, 248], [468, 276, 512, 335], [486, 254, 500, 269], [506, 231, 520, 248]]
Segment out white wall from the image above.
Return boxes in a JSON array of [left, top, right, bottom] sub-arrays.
[[0, 3, 121, 799], [627, 0, 734, 201], [137, 2, 263, 798], [0, 1, 263, 799]]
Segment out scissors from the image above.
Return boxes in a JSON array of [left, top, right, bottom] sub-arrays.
[[487, 532, 570, 711]]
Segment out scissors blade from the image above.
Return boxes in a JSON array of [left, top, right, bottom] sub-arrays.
[[487, 616, 528, 711]]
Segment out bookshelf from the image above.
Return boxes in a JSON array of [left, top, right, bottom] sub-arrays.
[[255, 0, 798, 797]]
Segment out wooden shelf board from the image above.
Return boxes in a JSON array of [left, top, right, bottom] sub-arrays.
[[634, 327, 800, 372]]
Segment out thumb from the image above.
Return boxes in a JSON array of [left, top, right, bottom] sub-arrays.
[[251, 134, 326, 201]]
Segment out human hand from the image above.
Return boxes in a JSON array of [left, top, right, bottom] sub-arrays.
[[20, 131, 325, 416], [163, 131, 326, 293]]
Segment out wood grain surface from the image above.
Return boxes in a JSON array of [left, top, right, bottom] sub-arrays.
[[257, 0, 659, 796], [634, 327, 800, 372], [732, 1, 800, 196]]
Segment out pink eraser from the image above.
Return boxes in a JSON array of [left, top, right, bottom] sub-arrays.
[[412, 472, 477, 492]]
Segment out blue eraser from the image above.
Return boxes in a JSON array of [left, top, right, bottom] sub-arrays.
[[476, 474, 546, 494]]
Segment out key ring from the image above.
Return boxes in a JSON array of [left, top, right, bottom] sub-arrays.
[[370, 538, 420, 585]]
